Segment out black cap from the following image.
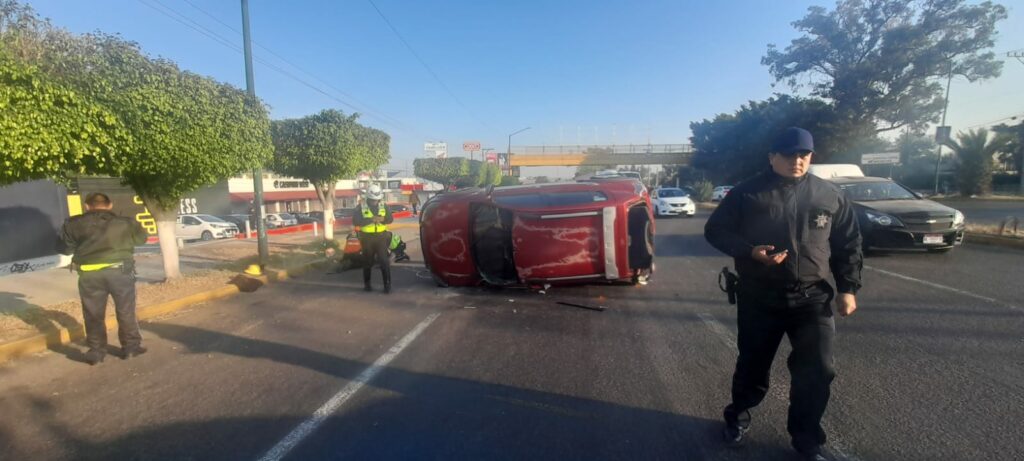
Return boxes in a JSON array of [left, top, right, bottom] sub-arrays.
[[772, 127, 814, 155]]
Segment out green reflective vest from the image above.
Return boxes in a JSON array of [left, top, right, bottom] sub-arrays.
[[360, 203, 388, 233]]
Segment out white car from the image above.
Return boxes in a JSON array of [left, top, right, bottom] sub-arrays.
[[652, 187, 696, 217], [266, 213, 298, 228], [177, 214, 239, 241], [712, 186, 733, 201]]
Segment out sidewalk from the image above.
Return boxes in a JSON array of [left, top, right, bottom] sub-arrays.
[[0, 222, 420, 346]]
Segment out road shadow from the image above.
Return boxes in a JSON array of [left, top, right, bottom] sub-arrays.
[[0, 292, 92, 364], [83, 320, 795, 461]]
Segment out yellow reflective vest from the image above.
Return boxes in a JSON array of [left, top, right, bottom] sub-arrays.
[[360, 203, 388, 233]]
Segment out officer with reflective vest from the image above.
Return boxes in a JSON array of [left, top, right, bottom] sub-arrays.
[[704, 127, 862, 461], [353, 184, 394, 293], [57, 192, 149, 365]]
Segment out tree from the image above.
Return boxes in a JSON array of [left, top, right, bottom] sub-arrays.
[[271, 109, 390, 240], [499, 175, 521, 186], [690, 95, 881, 184], [413, 157, 495, 189], [0, 50, 128, 185], [763, 0, 1007, 133], [19, 29, 272, 278], [943, 128, 1011, 196]]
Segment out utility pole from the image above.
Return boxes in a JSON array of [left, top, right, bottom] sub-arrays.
[[507, 126, 530, 176], [241, 0, 268, 269], [933, 66, 954, 195]]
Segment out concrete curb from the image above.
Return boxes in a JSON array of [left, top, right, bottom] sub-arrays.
[[0, 259, 324, 365], [964, 232, 1024, 250], [0, 224, 424, 365]]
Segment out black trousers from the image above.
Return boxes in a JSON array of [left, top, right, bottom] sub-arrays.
[[726, 282, 836, 452], [78, 265, 142, 351], [359, 232, 391, 287]]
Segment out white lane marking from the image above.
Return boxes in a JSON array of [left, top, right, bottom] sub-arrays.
[[864, 265, 1019, 310], [257, 312, 442, 461], [698, 312, 864, 461]]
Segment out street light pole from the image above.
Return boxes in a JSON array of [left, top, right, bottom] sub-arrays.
[[507, 126, 530, 176], [933, 66, 954, 195], [241, 0, 268, 269]]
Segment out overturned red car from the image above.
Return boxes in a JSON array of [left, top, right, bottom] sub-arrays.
[[420, 179, 655, 287]]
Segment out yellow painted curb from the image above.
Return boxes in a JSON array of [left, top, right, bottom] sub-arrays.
[[0, 258, 326, 365]]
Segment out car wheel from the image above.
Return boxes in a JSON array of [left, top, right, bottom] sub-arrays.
[[201, 231, 213, 241]]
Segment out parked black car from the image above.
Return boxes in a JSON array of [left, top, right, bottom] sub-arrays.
[[829, 176, 965, 252], [218, 214, 253, 232], [295, 212, 323, 224], [334, 208, 356, 219]]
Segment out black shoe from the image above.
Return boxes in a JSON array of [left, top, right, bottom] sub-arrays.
[[722, 409, 751, 446], [395, 254, 410, 262], [84, 349, 105, 365], [383, 284, 392, 294], [122, 346, 148, 359]]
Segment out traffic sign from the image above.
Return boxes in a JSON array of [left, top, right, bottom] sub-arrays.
[[935, 126, 951, 144], [861, 152, 901, 165], [463, 141, 481, 152]]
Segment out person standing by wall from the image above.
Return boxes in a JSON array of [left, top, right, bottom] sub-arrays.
[[57, 192, 149, 365]]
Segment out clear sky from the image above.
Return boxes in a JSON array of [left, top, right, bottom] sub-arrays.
[[24, 0, 1024, 177]]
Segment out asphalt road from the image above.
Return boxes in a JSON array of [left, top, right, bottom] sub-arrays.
[[2, 214, 1022, 460]]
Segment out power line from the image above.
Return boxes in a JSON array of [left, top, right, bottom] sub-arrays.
[[136, 0, 433, 139], [963, 113, 1023, 130], [176, 0, 417, 134], [365, 0, 493, 131]]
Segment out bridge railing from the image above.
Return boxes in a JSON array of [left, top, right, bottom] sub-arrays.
[[510, 143, 693, 155]]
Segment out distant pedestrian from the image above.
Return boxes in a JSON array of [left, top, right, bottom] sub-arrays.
[[353, 185, 394, 293], [704, 127, 863, 460], [409, 192, 420, 215], [57, 192, 149, 365]]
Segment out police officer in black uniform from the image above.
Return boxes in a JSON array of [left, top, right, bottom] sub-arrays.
[[704, 127, 862, 460], [353, 184, 394, 293], [57, 192, 149, 365]]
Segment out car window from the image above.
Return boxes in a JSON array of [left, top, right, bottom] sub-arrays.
[[493, 191, 608, 207], [182, 216, 200, 225], [279, 213, 295, 219], [196, 214, 225, 223], [840, 182, 917, 201], [657, 188, 688, 198]]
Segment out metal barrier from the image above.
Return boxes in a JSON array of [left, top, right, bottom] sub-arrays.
[[511, 143, 693, 155]]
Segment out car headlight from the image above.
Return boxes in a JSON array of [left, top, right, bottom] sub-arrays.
[[865, 210, 900, 226], [952, 210, 964, 227]]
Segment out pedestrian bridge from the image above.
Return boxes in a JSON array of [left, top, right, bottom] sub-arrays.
[[509, 144, 694, 167]]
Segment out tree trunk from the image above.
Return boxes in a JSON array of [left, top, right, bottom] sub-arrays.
[[315, 183, 336, 241], [142, 196, 182, 279]]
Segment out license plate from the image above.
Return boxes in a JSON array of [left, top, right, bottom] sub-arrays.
[[923, 234, 944, 245]]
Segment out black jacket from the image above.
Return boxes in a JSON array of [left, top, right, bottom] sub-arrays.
[[353, 201, 394, 230], [704, 171, 863, 294], [57, 210, 148, 265]]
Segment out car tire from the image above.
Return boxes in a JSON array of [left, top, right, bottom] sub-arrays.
[[201, 231, 213, 241]]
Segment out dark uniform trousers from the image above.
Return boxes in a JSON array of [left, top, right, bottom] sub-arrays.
[[726, 281, 836, 452], [359, 231, 391, 287], [78, 264, 142, 351]]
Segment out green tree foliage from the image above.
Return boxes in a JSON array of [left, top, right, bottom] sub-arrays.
[[692, 179, 714, 203], [3, 2, 273, 278], [992, 120, 1023, 193], [271, 109, 390, 239], [944, 129, 1011, 196], [0, 51, 128, 185], [414, 157, 497, 189], [690, 95, 881, 184], [763, 0, 1006, 133], [499, 175, 521, 186]]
